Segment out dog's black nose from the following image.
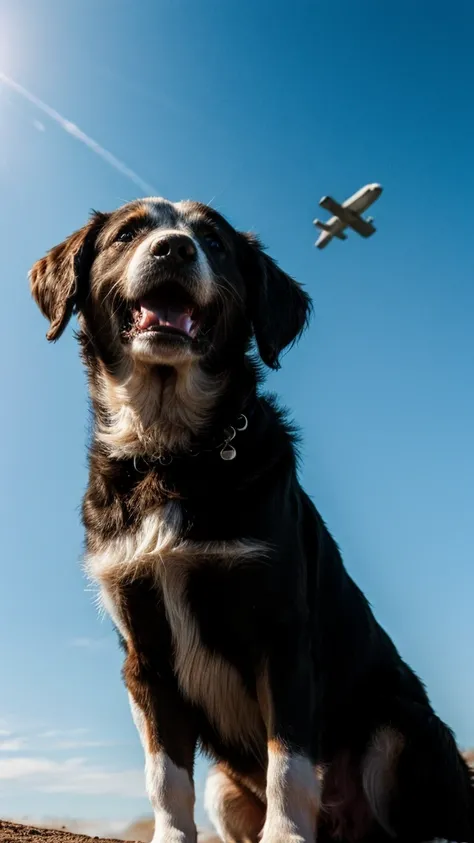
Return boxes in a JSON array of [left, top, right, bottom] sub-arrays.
[[150, 233, 197, 264]]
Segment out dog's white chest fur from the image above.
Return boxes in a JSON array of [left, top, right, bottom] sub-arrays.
[[86, 502, 266, 751]]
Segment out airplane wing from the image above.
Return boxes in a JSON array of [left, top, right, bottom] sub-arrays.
[[345, 215, 375, 237], [319, 196, 375, 237]]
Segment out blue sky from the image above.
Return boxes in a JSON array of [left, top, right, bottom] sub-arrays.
[[0, 0, 473, 830]]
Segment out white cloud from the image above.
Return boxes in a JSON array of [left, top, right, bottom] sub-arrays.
[[0, 757, 57, 779], [33, 119, 45, 132], [0, 755, 145, 798], [0, 726, 114, 754], [0, 738, 27, 752], [0, 723, 128, 800], [51, 740, 111, 750], [33, 727, 112, 751], [38, 729, 88, 740], [0, 72, 157, 195]]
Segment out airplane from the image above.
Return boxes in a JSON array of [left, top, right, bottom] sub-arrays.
[[313, 183, 383, 249]]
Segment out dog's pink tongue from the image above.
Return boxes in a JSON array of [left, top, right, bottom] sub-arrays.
[[137, 303, 193, 335]]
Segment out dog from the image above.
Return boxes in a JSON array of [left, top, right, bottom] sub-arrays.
[[30, 196, 474, 843]]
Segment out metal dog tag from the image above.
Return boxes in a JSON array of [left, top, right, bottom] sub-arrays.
[[220, 444, 237, 460]]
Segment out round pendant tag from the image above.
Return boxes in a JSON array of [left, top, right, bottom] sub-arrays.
[[220, 444, 237, 461]]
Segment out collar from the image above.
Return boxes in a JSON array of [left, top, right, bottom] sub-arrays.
[[132, 409, 252, 473]]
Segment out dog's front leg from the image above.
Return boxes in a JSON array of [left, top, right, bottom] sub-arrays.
[[123, 643, 198, 843], [258, 623, 320, 843]]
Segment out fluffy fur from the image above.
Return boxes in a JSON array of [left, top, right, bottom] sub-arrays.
[[30, 196, 474, 843]]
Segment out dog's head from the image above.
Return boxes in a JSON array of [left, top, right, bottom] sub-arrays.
[[30, 198, 311, 454], [30, 197, 310, 370]]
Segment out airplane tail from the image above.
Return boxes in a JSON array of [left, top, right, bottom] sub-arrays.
[[313, 219, 331, 232]]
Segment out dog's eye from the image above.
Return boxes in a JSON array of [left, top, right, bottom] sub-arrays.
[[203, 232, 224, 252], [116, 228, 137, 244]]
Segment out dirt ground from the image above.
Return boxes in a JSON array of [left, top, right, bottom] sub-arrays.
[[0, 821, 124, 843], [0, 822, 220, 843]]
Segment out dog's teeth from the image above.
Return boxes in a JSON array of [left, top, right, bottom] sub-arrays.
[[136, 305, 163, 330], [133, 301, 196, 335], [182, 315, 193, 336]]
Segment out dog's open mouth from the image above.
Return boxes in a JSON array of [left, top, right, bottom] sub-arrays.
[[123, 285, 200, 342]]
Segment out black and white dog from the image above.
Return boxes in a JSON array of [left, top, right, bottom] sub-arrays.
[[30, 197, 474, 843]]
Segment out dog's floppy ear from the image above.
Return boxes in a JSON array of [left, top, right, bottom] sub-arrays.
[[29, 211, 107, 342], [240, 232, 311, 369]]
